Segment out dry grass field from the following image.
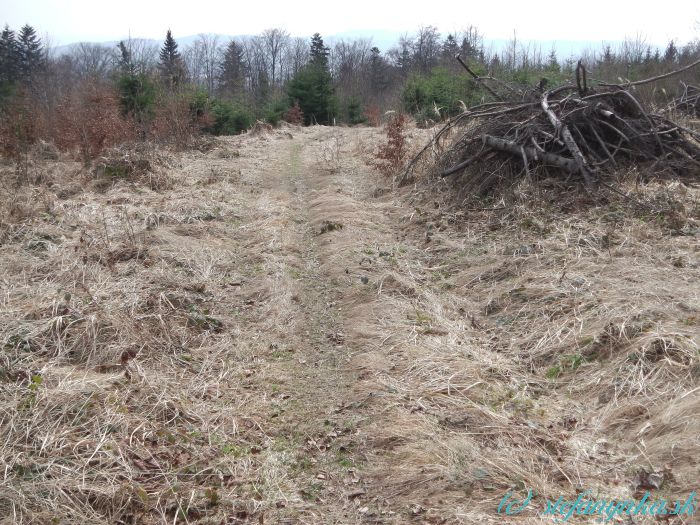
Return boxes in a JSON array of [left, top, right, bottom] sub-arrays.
[[0, 124, 698, 524]]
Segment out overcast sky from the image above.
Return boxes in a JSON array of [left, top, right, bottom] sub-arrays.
[[3, 0, 699, 46]]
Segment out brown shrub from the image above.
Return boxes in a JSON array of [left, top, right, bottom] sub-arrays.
[[53, 81, 134, 165], [363, 105, 381, 127], [150, 93, 208, 149], [91, 144, 174, 192], [373, 113, 408, 177], [283, 101, 304, 125], [0, 93, 39, 184]]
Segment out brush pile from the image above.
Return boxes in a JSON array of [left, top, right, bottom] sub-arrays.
[[403, 59, 700, 194], [669, 83, 700, 117]]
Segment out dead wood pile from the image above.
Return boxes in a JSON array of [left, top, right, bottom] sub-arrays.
[[669, 83, 700, 117], [403, 58, 700, 194]]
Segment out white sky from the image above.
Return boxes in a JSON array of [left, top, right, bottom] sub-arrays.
[[3, 0, 699, 46]]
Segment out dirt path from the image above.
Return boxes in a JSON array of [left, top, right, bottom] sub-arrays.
[[222, 127, 410, 522], [211, 125, 476, 522]]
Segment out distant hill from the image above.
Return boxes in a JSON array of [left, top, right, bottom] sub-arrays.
[[326, 31, 626, 58], [53, 30, 627, 59], [52, 34, 243, 56]]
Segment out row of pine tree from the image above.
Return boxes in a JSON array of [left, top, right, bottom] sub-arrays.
[[0, 25, 45, 87]]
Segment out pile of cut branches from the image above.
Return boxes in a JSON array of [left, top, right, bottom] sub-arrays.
[[668, 83, 700, 117], [403, 58, 700, 195]]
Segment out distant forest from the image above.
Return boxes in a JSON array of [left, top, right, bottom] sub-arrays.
[[1, 23, 699, 162]]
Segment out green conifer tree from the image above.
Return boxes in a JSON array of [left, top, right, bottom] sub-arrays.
[[309, 33, 329, 67], [159, 29, 183, 88], [396, 40, 412, 76], [0, 26, 20, 86], [369, 46, 389, 93], [664, 40, 678, 63], [117, 40, 134, 75], [218, 40, 246, 98], [442, 35, 459, 59], [288, 33, 336, 125], [17, 24, 44, 82]]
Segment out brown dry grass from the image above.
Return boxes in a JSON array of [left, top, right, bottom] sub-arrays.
[[0, 124, 698, 524]]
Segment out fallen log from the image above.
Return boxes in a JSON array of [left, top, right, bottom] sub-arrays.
[[481, 135, 580, 173], [541, 88, 596, 190], [441, 136, 582, 178]]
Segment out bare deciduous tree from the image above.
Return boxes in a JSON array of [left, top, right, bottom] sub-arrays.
[[331, 38, 372, 101], [412, 26, 441, 73], [70, 42, 116, 79], [285, 37, 309, 81], [262, 28, 289, 86], [183, 39, 206, 88], [242, 36, 270, 104], [122, 38, 158, 75], [197, 34, 222, 94]]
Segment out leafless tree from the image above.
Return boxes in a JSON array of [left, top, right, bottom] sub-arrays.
[[387, 34, 413, 76], [124, 39, 158, 75], [183, 39, 206, 88], [504, 30, 518, 70], [284, 37, 309, 81], [619, 34, 648, 65], [412, 26, 441, 73], [69, 42, 116, 79], [242, 36, 270, 103], [331, 38, 372, 100], [195, 34, 222, 94], [458, 25, 483, 59], [262, 28, 289, 86]]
